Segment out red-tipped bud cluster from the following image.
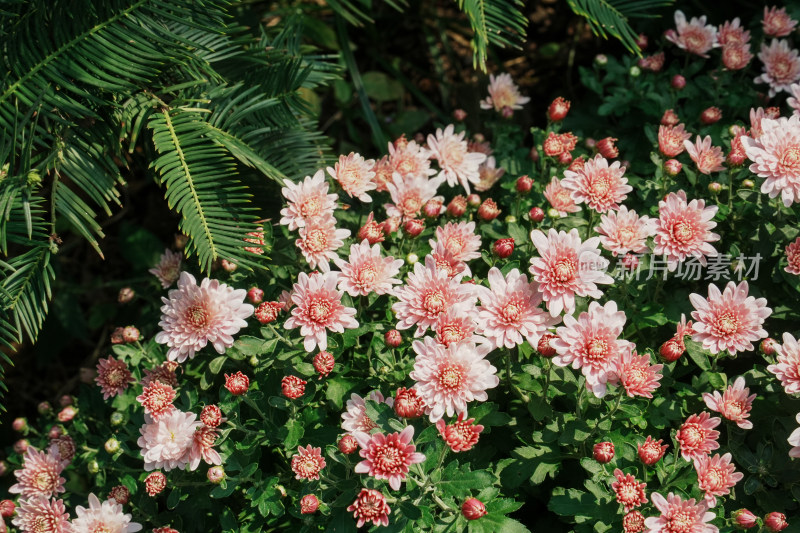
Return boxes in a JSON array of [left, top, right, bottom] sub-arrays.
[[461, 498, 487, 520], [732, 509, 758, 529], [493, 238, 515, 259], [447, 195, 467, 217], [596, 137, 619, 159], [404, 218, 424, 237], [623, 510, 645, 533], [255, 301, 284, 324], [661, 109, 680, 126], [108, 485, 130, 505], [281, 375, 307, 399], [477, 199, 500, 221], [537, 333, 557, 357], [548, 97, 571, 122], [338, 435, 358, 454], [145, 471, 167, 496], [529, 207, 545, 223], [224, 371, 250, 396], [247, 287, 264, 305], [515, 175, 533, 193], [313, 351, 335, 378], [423, 199, 443, 219], [385, 329, 402, 348], [593, 441, 615, 463], [300, 494, 320, 514], [700, 107, 722, 125], [394, 387, 426, 419], [200, 404, 224, 428]]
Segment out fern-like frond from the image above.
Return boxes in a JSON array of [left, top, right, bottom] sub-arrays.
[[567, 0, 675, 54], [0, 245, 55, 345], [455, 0, 528, 71]]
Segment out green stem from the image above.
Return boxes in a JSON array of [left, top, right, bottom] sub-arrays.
[[506, 347, 530, 403], [267, 323, 289, 344]]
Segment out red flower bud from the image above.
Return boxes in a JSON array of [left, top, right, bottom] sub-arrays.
[[765, 512, 788, 532], [385, 329, 402, 348], [700, 106, 722, 125], [300, 494, 320, 514], [461, 498, 487, 520], [477, 199, 501, 221], [447, 196, 467, 217], [596, 137, 619, 159], [515, 175, 533, 193], [338, 435, 358, 454], [493, 238, 515, 259], [281, 375, 306, 399], [404, 218, 424, 237], [593, 441, 615, 463], [548, 97, 571, 122], [671, 75, 686, 90], [225, 371, 250, 395], [529, 207, 545, 223], [732, 509, 758, 529]]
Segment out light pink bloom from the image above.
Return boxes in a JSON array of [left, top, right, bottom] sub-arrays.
[[552, 301, 631, 397], [529, 228, 613, 317], [544, 177, 581, 216], [95, 357, 134, 400], [722, 43, 754, 70], [435, 307, 482, 347], [616, 347, 663, 398], [333, 240, 403, 297], [384, 172, 445, 220], [475, 267, 560, 349], [755, 39, 800, 97], [188, 426, 222, 470], [684, 135, 726, 174], [788, 412, 800, 457], [388, 139, 436, 179], [431, 221, 482, 263], [149, 249, 182, 289], [279, 170, 338, 231], [474, 156, 506, 192], [391, 255, 477, 337], [341, 391, 394, 434], [611, 468, 647, 512], [665, 10, 719, 58], [429, 241, 472, 278], [295, 213, 350, 272], [702, 376, 756, 429], [676, 412, 721, 461], [763, 6, 798, 38], [788, 83, 800, 115], [787, 237, 800, 275], [749, 107, 769, 139], [427, 124, 487, 194], [372, 155, 394, 192], [327, 152, 376, 202], [70, 493, 143, 533], [9, 446, 67, 499], [12, 497, 71, 532], [690, 281, 771, 355], [155, 272, 254, 363], [561, 154, 631, 213], [137, 410, 201, 471], [291, 445, 326, 481], [410, 337, 499, 422], [658, 124, 692, 157], [718, 18, 750, 46], [741, 114, 800, 207], [653, 190, 719, 271], [284, 271, 358, 352], [768, 332, 800, 394], [479, 73, 530, 113], [693, 453, 744, 507], [595, 206, 656, 256], [644, 492, 718, 533], [353, 426, 425, 490]]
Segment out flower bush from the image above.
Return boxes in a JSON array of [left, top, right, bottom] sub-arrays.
[[5, 3, 800, 533]]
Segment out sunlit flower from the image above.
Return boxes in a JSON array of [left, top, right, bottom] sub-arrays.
[[755, 39, 800, 97], [334, 240, 403, 297], [665, 10, 719, 58], [70, 493, 143, 533], [155, 272, 254, 363], [9, 446, 67, 499], [410, 337, 499, 422], [702, 376, 756, 429], [137, 410, 201, 471], [435, 414, 484, 452], [136, 381, 176, 422], [341, 391, 394, 434], [474, 156, 506, 192], [11, 497, 71, 533], [285, 271, 358, 352], [431, 221, 482, 263], [638, 436, 669, 465], [689, 281, 771, 355], [768, 332, 800, 394], [763, 6, 798, 38], [354, 426, 425, 490], [676, 412, 721, 461], [295, 213, 350, 272], [435, 307, 481, 347], [544, 177, 581, 216], [693, 453, 744, 507], [95, 357, 134, 400], [684, 135, 726, 174], [595, 206, 656, 256], [658, 124, 692, 157], [327, 152, 376, 202], [611, 469, 647, 512], [653, 190, 719, 271], [741, 114, 800, 207], [388, 138, 436, 180], [149, 249, 182, 289], [561, 154, 631, 213], [385, 173, 445, 220], [427, 124, 487, 194], [529, 228, 613, 317], [291, 445, 326, 481], [280, 170, 338, 231], [188, 426, 221, 470], [479, 73, 530, 114], [347, 489, 391, 528], [644, 492, 718, 533], [615, 347, 663, 398]]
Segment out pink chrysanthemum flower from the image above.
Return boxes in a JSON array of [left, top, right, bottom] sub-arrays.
[[689, 281, 771, 355], [768, 332, 800, 394], [616, 347, 663, 398], [788, 83, 800, 115], [410, 337, 499, 422], [95, 357, 134, 400], [702, 376, 756, 429], [644, 492, 718, 533], [9, 447, 67, 499], [435, 414, 484, 452], [479, 73, 530, 114], [763, 6, 798, 38], [391, 255, 477, 337], [611, 469, 648, 512], [141, 361, 179, 389], [188, 426, 221, 470], [741, 115, 800, 207], [474, 156, 505, 192], [552, 301, 631, 397], [723, 43, 754, 70], [561, 154, 631, 213], [295, 213, 350, 272], [279, 170, 338, 231], [653, 190, 719, 271], [789, 412, 800, 457], [71, 493, 143, 533], [327, 152, 376, 202], [429, 241, 472, 278], [136, 381, 176, 421], [388, 138, 436, 179], [475, 267, 560, 349], [291, 445, 326, 481], [149, 249, 182, 289], [749, 107, 769, 139], [638, 436, 669, 465], [353, 426, 425, 490], [347, 489, 391, 528], [427, 124, 487, 194], [755, 39, 800, 97], [658, 124, 692, 158], [435, 308, 481, 347], [529, 228, 613, 317], [341, 391, 394, 434], [544, 177, 581, 216], [284, 271, 358, 352], [372, 155, 394, 192], [137, 410, 201, 471], [665, 10, 719, 58], [12, 497, 71, 533], [385, 173, 445, 220], [595, 206, 656, 256], [333, 240, 403, 297], [684, 135, 726, 175], [431, 221, 482, 263], [155, 272, 254, 363], [718, 18, 750, 46], [676, 412, 721, 461], [693, 453, 744, 508]]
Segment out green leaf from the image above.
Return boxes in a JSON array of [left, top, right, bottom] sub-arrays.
[[437, 462, 494, 498], [684, 339, 711, 371], [209, 356, 226, 375], [548, 488, 595, 518], [361, 71, 404, 102]]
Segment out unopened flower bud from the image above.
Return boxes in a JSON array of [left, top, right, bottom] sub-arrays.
[[224, 371, 250, 396], [742, 179, 755, 189], [593, 441, 615, 463], [596, 137, 619, 159], [537, 333, 557, 357], [557, 150, 573, 165], [761, 338, 778, 356], [118, 287, 135, 303], [764, 512, 788, 532], [629, 65, 641, 77], [623, 510, 645, 533], [37, 401, 52, 415], [104, 438, 120, 454], [207, 465, 226, 484], [382, 216, 401, 234], [339, 435, 358, 454], [48, 425, 63, 439], [661, 109, 680, 127], [529, 146, 540, 162], [467, 194, 481, 207], [660, 338, 685, 362], [461, 498, 487, 520], [13, 439, 29, 454], [281, 375, 306, 399], [671, 75, 686, 90], [110, 412, 125, 426], [547, 207, 560, 219], [708, 182, 722, 194], [58, 406, 77, 423], [453, 109, 467, 121], [220, 259, 237, 272], [12, 417, 27, 433], [0, 499, 16, 518], [122, 326, 139, 343], [595, 54, 608, 66], [493, 238, 515, 259], [247, 287, 264, 305], [547, 97, 571, 122], [529, 207, 545, 222], [447, 195, 467, 217], [664, 159, 682, 176], [87, 459, 100, 474], [313, 351, 335, 378], [300, 494, 320, 514], [385, 329, 402, 348], [516, 175, 533, 193], [145, 471, 166, 496], [732, 509, 758, 529], [477, 199, 501, 221], [108, 485, 130, 505], [406, 252, 419, 264], [700, 106, 722, 125], [404, 218, 424, 237], [423, 199, 443, 219], [727, 150, 746, 167]]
